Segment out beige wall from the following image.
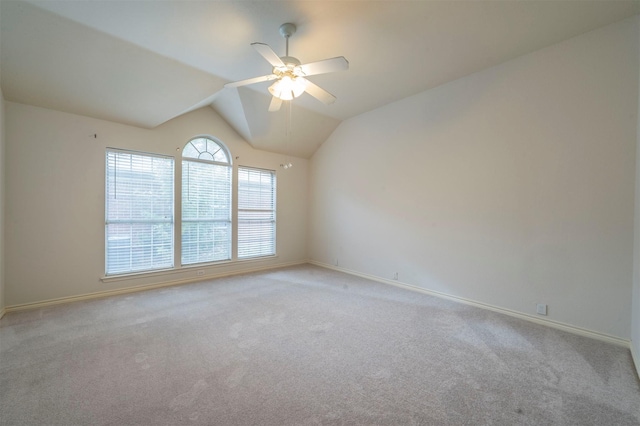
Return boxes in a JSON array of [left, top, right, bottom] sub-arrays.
[[5, 103, 308, 306], [0, 86, 5, 315], [310, 17, 638, 339], [633, 15, 640, 372]]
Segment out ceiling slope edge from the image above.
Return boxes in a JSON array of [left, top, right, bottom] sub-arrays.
[[0, 1, 228, 129], [211, 88, 254, 144]]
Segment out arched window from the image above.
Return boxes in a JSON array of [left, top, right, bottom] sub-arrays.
[[182, 137, 232, 265]]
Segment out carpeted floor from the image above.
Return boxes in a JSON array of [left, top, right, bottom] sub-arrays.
[[1, 264, 639, 425]]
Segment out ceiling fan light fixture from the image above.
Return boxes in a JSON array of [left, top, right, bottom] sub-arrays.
[[291, 77, 308, 97], [268, 75, 307, 101]]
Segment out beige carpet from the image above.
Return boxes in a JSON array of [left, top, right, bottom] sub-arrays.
[[1, 264, 639, 425]]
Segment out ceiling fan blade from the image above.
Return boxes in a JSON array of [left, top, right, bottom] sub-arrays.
[[268, 96, 283, 112], [299, 57, 349, 76], [302, 78, 337, 105], [251, 42, 285, 68], [224, 74, 277, 88]]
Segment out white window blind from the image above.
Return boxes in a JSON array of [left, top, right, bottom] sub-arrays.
[[182, 137, 232, 265], [238, 167, 276, 259], [105, 150, 174, 275]]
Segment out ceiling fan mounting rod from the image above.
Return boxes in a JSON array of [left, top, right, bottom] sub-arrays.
[[279, 23, 296, 57]]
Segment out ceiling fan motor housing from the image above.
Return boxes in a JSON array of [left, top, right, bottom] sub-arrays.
[[280, 56, 300, 67], [280, 56, 301, 67], [273, 56, 302, 80]]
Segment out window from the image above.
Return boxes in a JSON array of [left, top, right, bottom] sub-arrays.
[[182, 137, 232, 265], [105, 137, 276, 276], [238, 167, 276, 258], [105, 150, 174, 275]]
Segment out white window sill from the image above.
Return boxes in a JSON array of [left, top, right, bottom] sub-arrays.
[[101, 255, 278, 283]]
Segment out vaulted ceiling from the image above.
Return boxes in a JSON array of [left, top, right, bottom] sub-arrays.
[[2, 1, 639, 158]]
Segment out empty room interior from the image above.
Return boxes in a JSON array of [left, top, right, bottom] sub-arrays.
[[2, 0, 640, 424]]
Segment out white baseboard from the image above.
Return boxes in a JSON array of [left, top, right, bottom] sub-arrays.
[[310, 260, 630, 348], [631, 341, 640, 379], [5, 259, 308, 314], [0, 307, 6, 320]]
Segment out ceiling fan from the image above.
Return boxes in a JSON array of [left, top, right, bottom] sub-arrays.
[[224, 23, 349, 112]]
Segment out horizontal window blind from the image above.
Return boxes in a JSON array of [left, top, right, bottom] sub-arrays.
[[105, 150, 174, 275], [182, 160, 232, 264], [238, 167, 276, 259]]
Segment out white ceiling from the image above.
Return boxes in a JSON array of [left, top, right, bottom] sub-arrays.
[[2, 0, 639, 158]]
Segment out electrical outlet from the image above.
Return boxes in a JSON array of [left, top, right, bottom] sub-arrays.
[[197, 270, 205, 276], [536, 303, 547, 316]]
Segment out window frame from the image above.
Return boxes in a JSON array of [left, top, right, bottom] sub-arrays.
[[103, 137, 280, 279]]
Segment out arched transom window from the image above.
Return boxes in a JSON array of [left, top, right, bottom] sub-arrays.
[[182, 137, 230, 164]]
